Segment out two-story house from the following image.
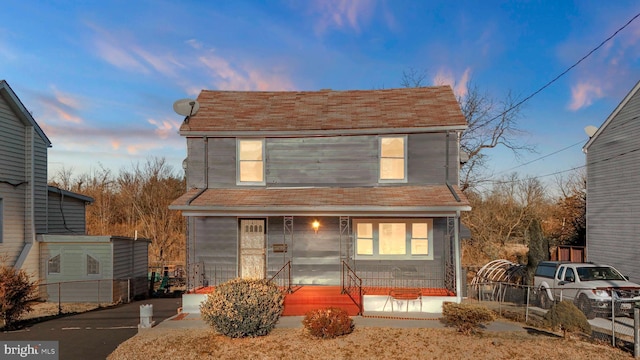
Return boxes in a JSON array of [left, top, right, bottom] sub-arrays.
[[170, 86, 470, 314]]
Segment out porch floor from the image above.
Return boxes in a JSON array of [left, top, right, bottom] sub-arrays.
[[190, 285, 455, 316]]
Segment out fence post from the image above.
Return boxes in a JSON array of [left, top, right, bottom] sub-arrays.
[[525, 285, 530, 323], [98, 280, 101, 307], [58, 283, 62, 315], [612, 296, 616, 347], [634, 307, 639, 358]]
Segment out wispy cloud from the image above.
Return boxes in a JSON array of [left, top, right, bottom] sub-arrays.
[[568, 82, 604, 111], [433, 67, 471, 98], [309, 0, 377, 35], [35, 87, 84, 124], [198, 53, 295, 91]]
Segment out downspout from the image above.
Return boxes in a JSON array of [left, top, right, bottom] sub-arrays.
[[15, 127, 36, 270]]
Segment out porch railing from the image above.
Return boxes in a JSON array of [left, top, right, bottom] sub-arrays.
[[341, 261, 363, 315], [269, 261, 292, 294]]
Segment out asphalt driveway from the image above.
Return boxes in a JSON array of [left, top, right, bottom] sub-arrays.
[[0, 297, 181, 360]]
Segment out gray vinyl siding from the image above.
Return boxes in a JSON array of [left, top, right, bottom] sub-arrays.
[[112, 238, 149, 300], [267, 216, 341, 285], [47, 192, 87, 234], [586, 88, 640, 282], [186, 137, 206, 189], [208, 138, 236, 188], [189, 133, 459, 189], [193, 217, 238, 285], [0, 97, 27, 181], [0, 187, 25, 265], [266, 137, 377, 187], [33, 134, 48, 233]]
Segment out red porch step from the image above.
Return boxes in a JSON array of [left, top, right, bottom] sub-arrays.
[[282, 286, 360, 316]]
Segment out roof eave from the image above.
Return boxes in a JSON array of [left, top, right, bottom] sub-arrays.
[[169, 205, 472, 215], [179, 125, 467, 138]]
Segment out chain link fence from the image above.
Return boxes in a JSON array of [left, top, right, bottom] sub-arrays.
[[468, 281, 640, 354], [34, 278, 145, 316]]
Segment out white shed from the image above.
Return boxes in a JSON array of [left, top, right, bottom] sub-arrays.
[[39, 235, 150, 303]]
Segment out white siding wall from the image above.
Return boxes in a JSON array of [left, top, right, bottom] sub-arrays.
[[0, 95, 27, 267], [587, 88, 640, 282]]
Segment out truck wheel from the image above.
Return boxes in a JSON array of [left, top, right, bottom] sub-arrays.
[[538, 290, 551, 309], [577, 295, 595, 319]]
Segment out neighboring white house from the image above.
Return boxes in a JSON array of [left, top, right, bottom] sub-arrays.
[[1, 80, 149, 302], [583, 80, 640, 282]]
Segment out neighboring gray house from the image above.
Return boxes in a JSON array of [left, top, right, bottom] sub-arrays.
[[171, 86, 470, 313], [0, 80, 149, 302], [583, 80, 640, 281]]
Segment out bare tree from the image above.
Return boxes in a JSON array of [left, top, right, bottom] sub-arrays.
[[547, 169, 586, 246], [401, 67, 534, 192]]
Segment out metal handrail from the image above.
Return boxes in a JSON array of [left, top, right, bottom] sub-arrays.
[[342, 261, 363, 315], [269, 261, 292, 294]]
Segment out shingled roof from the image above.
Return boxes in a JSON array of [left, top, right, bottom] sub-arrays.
[[180, 86, 466, 134], [170, 185, 470, 214]]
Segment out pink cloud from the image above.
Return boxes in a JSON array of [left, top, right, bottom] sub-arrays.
[[433, 67, 471, 98], [35, 87, 84, 124], [311, 0, 376, 35], [148, 118, 181, 139], [198, 54, 295, 91], [568, 82, 604, 111]]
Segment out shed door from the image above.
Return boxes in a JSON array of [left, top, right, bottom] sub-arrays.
[[240, 219, 266, 279]]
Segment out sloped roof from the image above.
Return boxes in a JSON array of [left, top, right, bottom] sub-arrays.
[[180, 86, 466, 135], [584, 80, 640, 151], [0, 80, 52, 147], [170, 185, 470, 215]]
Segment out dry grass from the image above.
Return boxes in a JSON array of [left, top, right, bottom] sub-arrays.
[[1, 301, 104, 329], [108, 324, 631, 360]]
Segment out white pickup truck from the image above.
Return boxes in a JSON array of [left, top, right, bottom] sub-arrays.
[[534, 261, 640, 319]]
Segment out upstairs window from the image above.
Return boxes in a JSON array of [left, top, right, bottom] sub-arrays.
[[379, 136, 406, 182], [238, 139, 265, 184], [87, 254, 100, 275]]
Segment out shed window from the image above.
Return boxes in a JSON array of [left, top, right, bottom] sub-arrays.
[[87, 255, 100, 275], [238, 139, 265, 184], [354, 219, 433, 259], [48, 254, 60, 274], [379, 136, 406, 181]]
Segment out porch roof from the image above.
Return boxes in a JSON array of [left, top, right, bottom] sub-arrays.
[[170, 185, 470, 215]]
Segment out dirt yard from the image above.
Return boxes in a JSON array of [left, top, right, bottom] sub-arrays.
[[107, 326, 631, 360]]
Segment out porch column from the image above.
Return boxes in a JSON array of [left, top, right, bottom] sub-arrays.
[[454, 211, 462, 302]]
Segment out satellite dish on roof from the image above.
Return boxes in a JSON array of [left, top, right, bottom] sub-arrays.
[[173, 98, 200, 117], [584, 125, 598, 138]]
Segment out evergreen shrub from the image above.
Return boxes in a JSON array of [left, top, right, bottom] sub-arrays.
[[200, 278, 284, 338]]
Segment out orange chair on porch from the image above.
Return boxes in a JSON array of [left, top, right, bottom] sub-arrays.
[[386, 288, 422, 312]]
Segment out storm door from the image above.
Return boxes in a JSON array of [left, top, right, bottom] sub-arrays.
[[239, 219, 266, 279]]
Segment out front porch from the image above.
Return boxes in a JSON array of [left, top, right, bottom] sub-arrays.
[[183, 285, 456, 316]]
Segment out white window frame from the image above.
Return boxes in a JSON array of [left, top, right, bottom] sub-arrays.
[[353, 218, 433, 260], [86, 254, 101, 276], [379, 135, 407, 183], [48, 253, 61, 274], [237, 139, 266, 185]]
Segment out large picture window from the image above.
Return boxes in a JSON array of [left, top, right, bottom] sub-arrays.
[[354, 219, 432, 259], [379, 136, 406, 181], [238, 139, 265, 184]]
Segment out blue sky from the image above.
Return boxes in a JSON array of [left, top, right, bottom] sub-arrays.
[[1, 1, 639, 191]]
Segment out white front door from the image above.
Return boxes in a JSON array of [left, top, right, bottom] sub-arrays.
[[239, 219, 266, 279]]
